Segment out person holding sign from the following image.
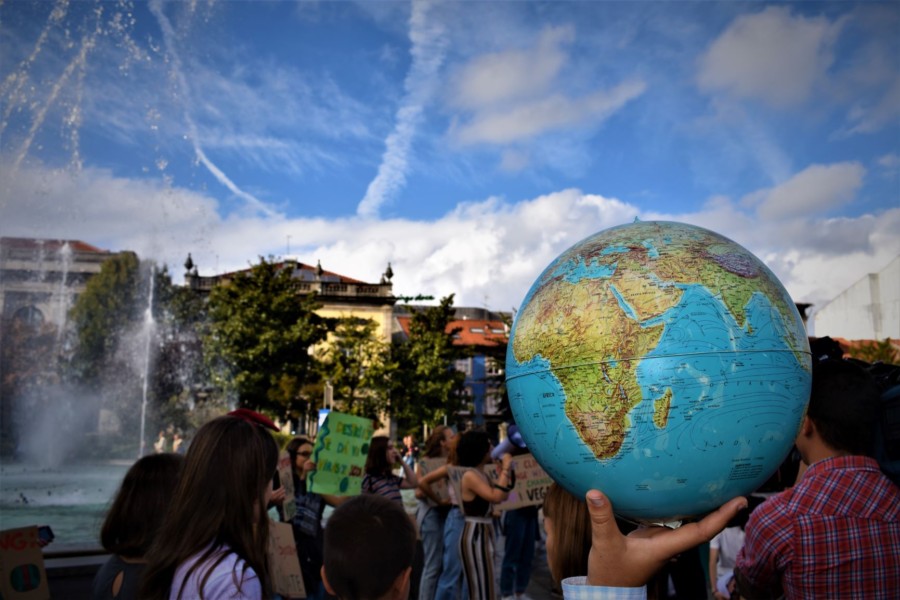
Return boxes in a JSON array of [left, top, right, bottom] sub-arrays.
[[286, 436, 346, 600], [456, 430, 513, 600], [415, 425, 455, 600]]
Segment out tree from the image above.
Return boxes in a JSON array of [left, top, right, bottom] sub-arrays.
[[204, 257, 330, 415], [316, 316, 393, 419], [847, 338, 900, 366], [69, 252, 145, 383], [391, 295, 469, 431]]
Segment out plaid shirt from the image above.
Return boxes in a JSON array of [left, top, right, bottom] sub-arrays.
[[736, 455, 900, 599], [562, 577, 646, 600]]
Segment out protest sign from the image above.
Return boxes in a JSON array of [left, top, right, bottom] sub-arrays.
[[485, 453, 553, 510], [277, 450, 296, 522], [417, 457, 450, 504], [267, 521, 305, 598], [0, 526, 50, 599], [308, 412, 373, 496]]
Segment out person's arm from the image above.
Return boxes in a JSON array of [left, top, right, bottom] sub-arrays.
[[322, 493, 348, 507], [417, 465, 450, 505], [733, 504, 787, 600], [462, 455, 513, 504], [398, 459, 418, 489]]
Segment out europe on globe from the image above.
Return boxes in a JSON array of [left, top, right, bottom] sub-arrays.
[[506, 220, 812, 523]]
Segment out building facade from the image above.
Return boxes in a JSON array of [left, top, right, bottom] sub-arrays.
[[814, 255, 900, 339], [394, 306, 510, 426], [0, 237, 122, 330]]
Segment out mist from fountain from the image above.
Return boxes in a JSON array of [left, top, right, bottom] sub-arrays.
[[139, 265, 156, 458]]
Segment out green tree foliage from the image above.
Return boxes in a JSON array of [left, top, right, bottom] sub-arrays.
[[391, 295, 469, 430], [204, 257, 330, 415], [316, 316, 393, 419], [69, 252, 144, 382], [847, 338, 900, 366]]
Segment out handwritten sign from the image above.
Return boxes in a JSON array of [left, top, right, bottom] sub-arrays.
[[308, 412, 374, 496], [0, 526, 50, 600], [277, 450, 297, 522], [485, 454, 554, 510], [267, 521, 306, 599], [418, 457, 450, 504]]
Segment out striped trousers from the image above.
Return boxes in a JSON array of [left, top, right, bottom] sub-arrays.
[[460, 516, 495, 600]]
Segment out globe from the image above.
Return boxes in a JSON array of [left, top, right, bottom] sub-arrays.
[[506, 221, 811, 523]]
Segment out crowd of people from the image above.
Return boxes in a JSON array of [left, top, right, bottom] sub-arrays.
[[90, 348, 899, 600]]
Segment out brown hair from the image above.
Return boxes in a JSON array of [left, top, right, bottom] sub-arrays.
[[100, 453, 183, 557], [364, 435, 392, 476], [323, 493, 416, 599], [543, 483, 591, 584], [140, 414, 279, 600], [423, 425, 451, 459]]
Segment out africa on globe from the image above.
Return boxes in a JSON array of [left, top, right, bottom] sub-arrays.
[[505, 220, 811, 523]]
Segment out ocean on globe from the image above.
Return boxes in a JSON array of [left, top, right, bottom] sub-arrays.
[[506, 221, 812, 523]]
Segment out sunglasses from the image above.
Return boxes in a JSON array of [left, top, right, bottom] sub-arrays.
[[297, 451, 312, 458]]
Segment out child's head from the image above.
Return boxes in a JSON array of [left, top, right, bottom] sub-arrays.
[[322, 493, 416, 600], [100, 453, 183, 557], [455, 429, 491, 467], [543, 482, 591, 584], [365, 435, 393, 476], [141, 411, 279, 600]]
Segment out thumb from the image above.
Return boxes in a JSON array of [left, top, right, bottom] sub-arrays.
[[586, 489, 618, 538]]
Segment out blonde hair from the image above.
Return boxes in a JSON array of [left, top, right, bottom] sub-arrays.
[[543, 483, 591, 583]]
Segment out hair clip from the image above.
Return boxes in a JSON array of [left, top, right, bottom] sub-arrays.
[[227, 408, 279, 432]]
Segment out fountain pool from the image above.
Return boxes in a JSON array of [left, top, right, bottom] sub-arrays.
[[0, 461, 129, 550]]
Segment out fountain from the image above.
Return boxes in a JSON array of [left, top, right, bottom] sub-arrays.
[[0, 7, 230, 598], [0, 241, 176, 548], [139, 266, 156, 458]]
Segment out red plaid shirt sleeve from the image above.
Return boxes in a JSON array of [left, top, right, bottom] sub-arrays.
[[735, 455, 900, 599]]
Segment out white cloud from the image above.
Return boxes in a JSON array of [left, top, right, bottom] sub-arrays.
[[744, 162, 865, 221], [449, 25, 574, 109], [3, 161, 896, 320], [846, 74, 900, 134], [357, 0, 448, 219], [697, 6, 841, 107], [452, 80, 646, 146], [447, 25, 646, 147]]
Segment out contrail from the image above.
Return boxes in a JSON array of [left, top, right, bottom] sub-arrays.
[[148, 0, 275, 217], [357, 0, 447, 219]]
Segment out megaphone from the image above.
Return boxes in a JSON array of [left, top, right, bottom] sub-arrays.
[[491, 424, 526, 460]]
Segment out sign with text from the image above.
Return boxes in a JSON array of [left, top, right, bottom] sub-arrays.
[[0, 526, 50, 600], [277, 450, 297, 522], [485, 453, 553, 510], [267, 521, 305, 599], [308, 411, 374, 496], [417, 457, 450, 504]]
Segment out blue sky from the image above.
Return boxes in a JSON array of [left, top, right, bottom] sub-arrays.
[[1, 1, 898, 329]]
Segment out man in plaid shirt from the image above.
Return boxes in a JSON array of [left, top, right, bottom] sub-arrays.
[[735, 359, 900, 599]]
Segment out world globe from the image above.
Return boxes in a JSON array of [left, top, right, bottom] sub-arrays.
[[506, 221, 812, 523]]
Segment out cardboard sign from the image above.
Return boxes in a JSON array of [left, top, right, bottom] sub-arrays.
[[417, 457, 450, 504], [0, 526, 50, 600], [485, 453, 554, 510], [308, 412, 374, 496], [277, 450, 297, 522], [267, 521, 306, 599]]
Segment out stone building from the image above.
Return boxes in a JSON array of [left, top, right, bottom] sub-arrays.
[[0, 237, 122, 329]]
